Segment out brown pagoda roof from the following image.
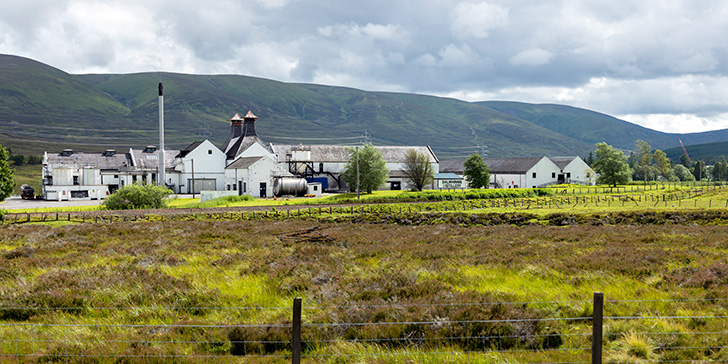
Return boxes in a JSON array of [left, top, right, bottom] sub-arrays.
[[242, 109, 258, 119], [228, 113, 244, 122]]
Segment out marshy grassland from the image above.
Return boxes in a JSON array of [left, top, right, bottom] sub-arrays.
[[3, 184, 728, 362]]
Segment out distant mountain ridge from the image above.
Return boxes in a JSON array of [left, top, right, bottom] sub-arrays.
[[1, 53, 727, 159], [479, 101, 728, 151]]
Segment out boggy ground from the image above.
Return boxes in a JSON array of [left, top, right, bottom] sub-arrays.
[[2, 219, 728, 362]]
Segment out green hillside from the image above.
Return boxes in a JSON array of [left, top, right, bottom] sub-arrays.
[[0, 54, 139, 148], [2, 53, 728, 159], [664, 141, 728, 165], [479, 101, 728, 152]]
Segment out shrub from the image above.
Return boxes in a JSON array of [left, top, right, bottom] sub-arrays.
[[195, 194, 254, 208], [102, 183, 173, 210]]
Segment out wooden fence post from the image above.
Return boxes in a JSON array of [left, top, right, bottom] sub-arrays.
[[292, 297, 302, 364], [592, 292, 604, 364]]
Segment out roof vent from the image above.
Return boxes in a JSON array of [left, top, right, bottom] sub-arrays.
[[143, 145, 157, 153], [60, 149, 74, 156], [103, 149, 116, 157]]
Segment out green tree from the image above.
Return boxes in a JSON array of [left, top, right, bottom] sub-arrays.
[[653, 149, 674, 182], [102, 183, 173, 210], [9, 154, 25, 166], [693, 160, 706, 181], [341, 144, 389, 193], [635, 140, 653, 184], [402, 149, 434, 191], [0, 145, 15, 202], [584, 151, 595, 167], [713, 158, 728, 181], [593, 143, 631, 187], [27, 155, 44, 165], [679, 153, 691, 168], [463, 153, 491, 189], [674, 164, 695, 181]]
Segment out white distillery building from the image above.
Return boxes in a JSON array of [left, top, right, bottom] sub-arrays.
[[41, 107, 592, 200], [440, 156, 595, 188], [41, 110, 439, 200]]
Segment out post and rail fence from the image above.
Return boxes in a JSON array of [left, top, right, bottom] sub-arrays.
[[2, 184, 727, 225]]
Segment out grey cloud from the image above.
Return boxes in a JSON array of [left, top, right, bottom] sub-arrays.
[[1, 0, 728, 132]]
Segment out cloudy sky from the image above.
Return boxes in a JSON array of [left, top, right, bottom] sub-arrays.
[[1, 0, 727, 133]]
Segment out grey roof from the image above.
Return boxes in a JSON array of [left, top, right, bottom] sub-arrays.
[[130, 149, 180, 170], [226, 156, 264, 169], [439, 158, 468, 173], [548, 156, 578, 170], [45, 151, 132, 171], [439, 157, 545, 174], [271, 144, 438, 163], [177, 141, 204, 158], [484, 157, 544, 174], [226, 135, 274, 159]]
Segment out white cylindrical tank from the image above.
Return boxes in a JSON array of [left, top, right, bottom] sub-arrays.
[[291, 150, 311, 162], [273, 177, 308, 197]]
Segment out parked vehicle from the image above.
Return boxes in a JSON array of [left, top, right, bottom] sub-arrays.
[[20, 184, 36, 200]]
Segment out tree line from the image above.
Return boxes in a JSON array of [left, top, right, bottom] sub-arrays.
[[588, 140, 716, 186]]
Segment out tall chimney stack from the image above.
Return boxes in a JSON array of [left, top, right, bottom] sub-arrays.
[[158, 82, 165, 188]]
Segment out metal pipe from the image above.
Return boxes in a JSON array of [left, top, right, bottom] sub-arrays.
[[356, 146, 360, 200], [158, 82, 165, 187]]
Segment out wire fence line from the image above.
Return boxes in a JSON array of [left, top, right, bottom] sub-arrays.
[[2, 295, 728, 363]]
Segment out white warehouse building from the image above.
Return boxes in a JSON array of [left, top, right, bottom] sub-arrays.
[[41, 108, 593, 200], [41, 110, 439, 200]]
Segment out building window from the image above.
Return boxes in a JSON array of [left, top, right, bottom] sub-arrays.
[[532, 172, 536, 178], [319, 163, 324, 172], [227, 185, 231, 191], [114, 175, 119, 179], [566, 172, 571, 178], [73, 176, 79, 185], [552, 172, 555, 178], [208, 150, 212, 154], [233, 184, 237, 191]]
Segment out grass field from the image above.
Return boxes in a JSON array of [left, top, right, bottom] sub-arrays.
[[3, 183, 728, 362], [9, 163, 42, 195], [2, 218, 728, 362]]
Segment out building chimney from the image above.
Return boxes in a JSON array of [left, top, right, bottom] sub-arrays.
[[221, 112, 244, 153], [242, 109, 259, 137]]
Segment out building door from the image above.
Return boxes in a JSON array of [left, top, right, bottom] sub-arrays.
[[259, 182, 267, 198], [238, 181, 243, 196], [558, 174, 565, 184]]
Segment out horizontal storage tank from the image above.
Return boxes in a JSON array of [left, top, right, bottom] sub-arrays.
[[273, 177, 308, 197]]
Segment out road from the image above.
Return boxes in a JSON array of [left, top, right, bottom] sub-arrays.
[[0, 195, 104, 210]]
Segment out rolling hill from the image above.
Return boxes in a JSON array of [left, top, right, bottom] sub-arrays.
[[1, 53, 727, 159], [664, 141, 728, 165], [479, 101, 728, 152]]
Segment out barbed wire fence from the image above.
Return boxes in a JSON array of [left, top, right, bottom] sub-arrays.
[[2, 293, 728, 363]]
